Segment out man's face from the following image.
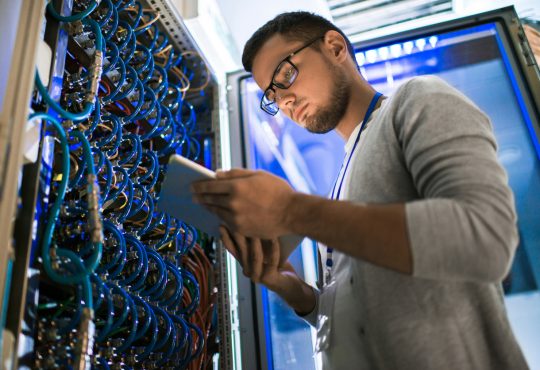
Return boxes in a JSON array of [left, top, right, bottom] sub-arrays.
[[252, 34, 350, 134]]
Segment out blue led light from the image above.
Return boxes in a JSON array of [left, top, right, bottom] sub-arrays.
[[378, 46, 390, 60], [403, 41, 414, 54], [429, 35, 438, 48], [366, 49, 378, 63], [415, 38, 427, 51]]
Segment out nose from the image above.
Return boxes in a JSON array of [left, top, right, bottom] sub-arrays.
[[275, 88, 296, 112]]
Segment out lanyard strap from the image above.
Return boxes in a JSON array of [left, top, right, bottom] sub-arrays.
[[330, 92, 382, 201], [324, 92, 382, 280]]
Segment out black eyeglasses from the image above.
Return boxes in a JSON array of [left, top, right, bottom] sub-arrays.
[[260, 36, 324, 115]]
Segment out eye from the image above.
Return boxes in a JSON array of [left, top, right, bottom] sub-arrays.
[[284, 66, 295, 81], [264, 88, 275, 102], [273, 61, 296, 87]]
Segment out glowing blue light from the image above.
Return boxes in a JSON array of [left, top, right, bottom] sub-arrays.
[[403, 41, 414, 54], [378, 46, 389, 60], [390, 44, 402, 58], [429, 36, 438, 48], [356, 52, 366, 66], [366, 49, 378, 63], [415, 38, 426, 51]]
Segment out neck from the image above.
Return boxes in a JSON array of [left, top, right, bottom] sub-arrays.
[[335, 74, 379, 141]]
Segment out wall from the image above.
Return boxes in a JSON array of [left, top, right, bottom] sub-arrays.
[[214, 0, 331, 59]]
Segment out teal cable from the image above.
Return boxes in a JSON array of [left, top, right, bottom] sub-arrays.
[[47, 0, 98, 23], [35, 71, 93, 121], [71, 131, 103, 274], [71, 130, 96, 175], [85, 17, 103, 52], [56, 249, 93, 309], [30, 112, 93, 308], [31, 112, 69, 256]]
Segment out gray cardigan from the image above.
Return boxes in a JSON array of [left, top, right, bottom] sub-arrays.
[[301, 76, 529, 370]]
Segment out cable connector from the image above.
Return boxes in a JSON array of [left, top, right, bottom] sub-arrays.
[[62, 119, 75, 131], [65, 20, 84, 37], [49, 245, 59, 270], [74, 308, 95, 370], [87, 174, 104, 244], [86, 50, 103, 105]]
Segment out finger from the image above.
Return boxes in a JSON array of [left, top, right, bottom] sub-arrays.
[[261, 239, 281, 280], [268, 239, 281, 268], [220, 226, 239, 260], [215, 168, 256, 179], [249, 237, 264, 282], [280, 261, 296, 273], [260, 239, 280, 267], [231, 231, 250, 275]]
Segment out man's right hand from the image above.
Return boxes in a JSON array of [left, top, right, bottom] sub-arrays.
[[220, 226, 316, 315]]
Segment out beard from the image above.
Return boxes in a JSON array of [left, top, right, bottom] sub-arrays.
[[304, 65, 350, 134]]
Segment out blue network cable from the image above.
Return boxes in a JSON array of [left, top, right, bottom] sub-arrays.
[[96, 221, 126, 273], [47, 0, 98, 22], [105, 283, 131, 334], [102, 1, 119, 41], [178, 269, 200, 316], [131, 295, 153, 341], [94, 0, 114, 28], [159, 261, 184, 309], [151, 306, 173, 351], [139, 248, 167, 297], [117, 236, 147, 286]]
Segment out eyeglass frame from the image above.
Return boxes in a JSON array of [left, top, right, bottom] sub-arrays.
[[259, 36, 325, 115]]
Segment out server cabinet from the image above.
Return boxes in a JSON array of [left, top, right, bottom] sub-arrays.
[[1, 0, 238, 368]]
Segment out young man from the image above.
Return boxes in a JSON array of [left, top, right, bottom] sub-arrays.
[[192, 12, 529, 369]]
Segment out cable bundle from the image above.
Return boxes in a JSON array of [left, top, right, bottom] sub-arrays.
[[32, 1, 218, 368]]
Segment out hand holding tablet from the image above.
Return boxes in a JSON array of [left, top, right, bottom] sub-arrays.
[[158, 155, 304, 263]]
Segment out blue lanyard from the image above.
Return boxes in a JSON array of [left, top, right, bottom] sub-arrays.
[[330, 92, 382, 201], [325, 92, 382, 275]]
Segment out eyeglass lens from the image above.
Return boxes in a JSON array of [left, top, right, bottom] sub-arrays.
[[261, 60, 298, 114]]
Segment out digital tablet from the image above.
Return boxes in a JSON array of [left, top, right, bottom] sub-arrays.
[[158, 154, 304, 263], [159, 154, 221, 237]]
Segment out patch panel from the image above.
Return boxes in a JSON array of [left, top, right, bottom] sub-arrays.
[[12, 0, 222, 368]]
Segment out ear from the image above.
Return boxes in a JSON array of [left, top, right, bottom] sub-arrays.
[[322, 30, 349, 64]]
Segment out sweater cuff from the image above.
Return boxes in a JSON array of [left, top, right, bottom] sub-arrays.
[[295, 286, 319, 327]]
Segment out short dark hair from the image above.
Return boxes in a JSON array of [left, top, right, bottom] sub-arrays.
[[242, 11, 356, 72]]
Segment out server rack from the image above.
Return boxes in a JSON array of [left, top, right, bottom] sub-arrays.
[[0, 0, 239, 368]]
